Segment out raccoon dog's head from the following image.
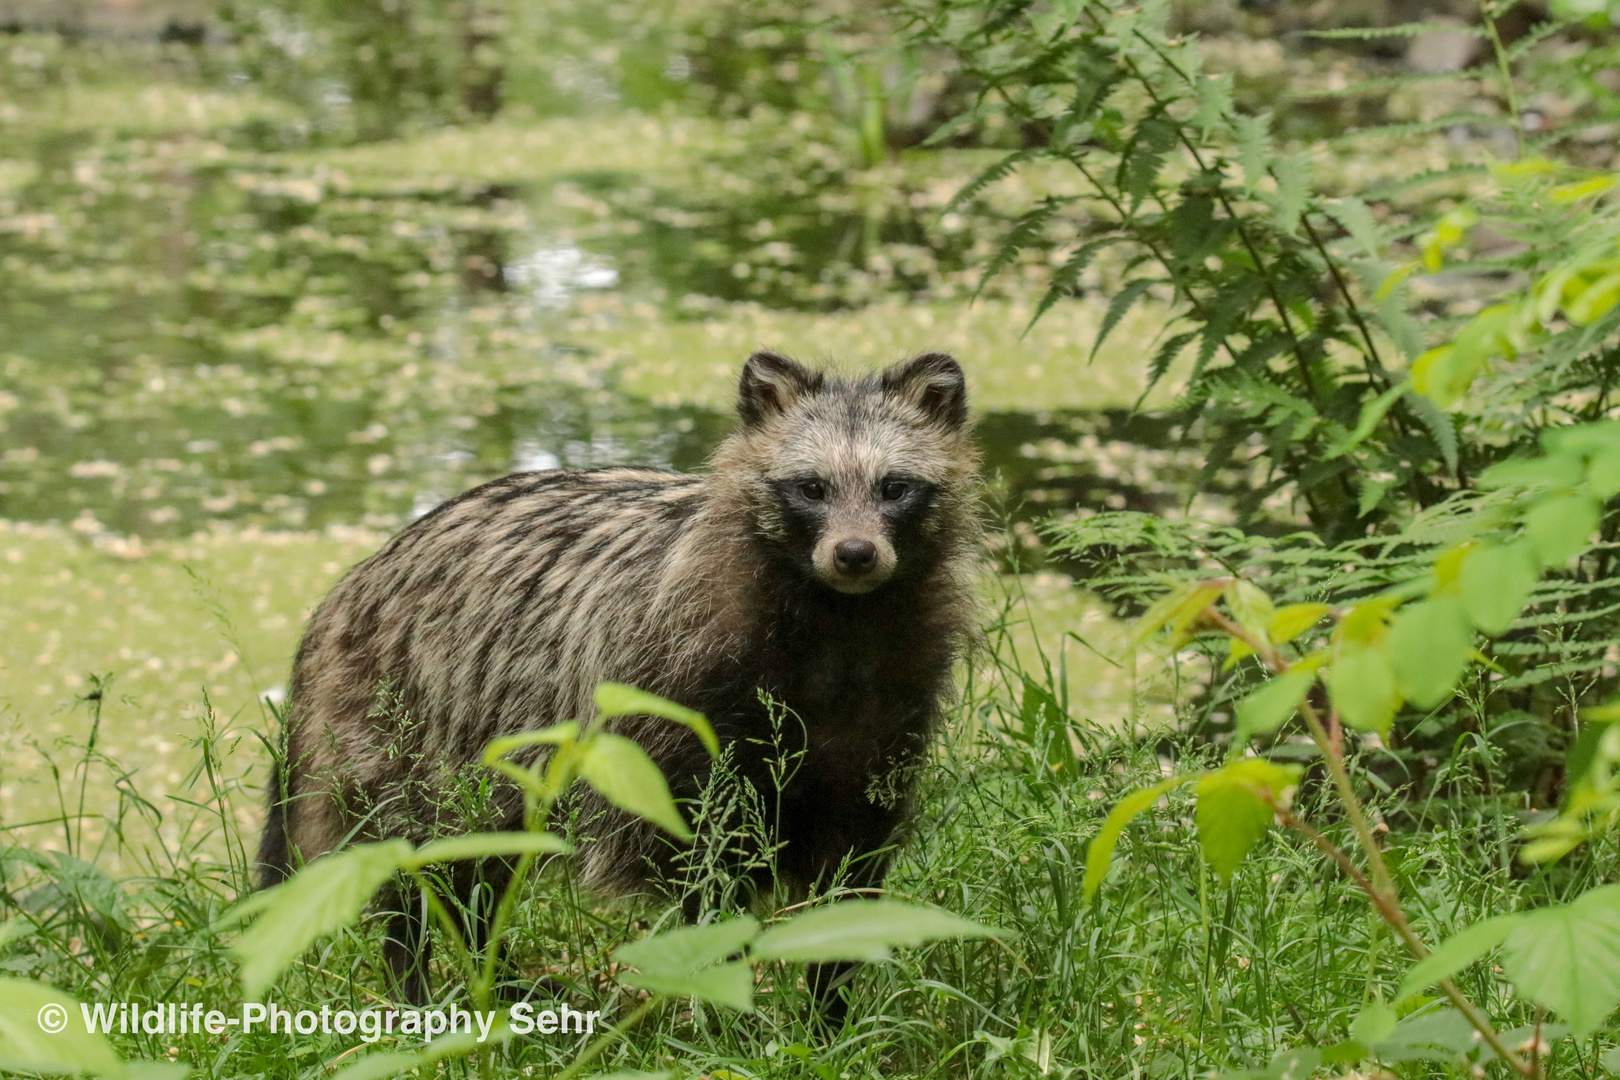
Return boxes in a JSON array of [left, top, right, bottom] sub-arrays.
[[722, 349, 976, 596]]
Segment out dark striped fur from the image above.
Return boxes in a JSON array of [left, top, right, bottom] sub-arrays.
[[258, 350, 982, 1007]]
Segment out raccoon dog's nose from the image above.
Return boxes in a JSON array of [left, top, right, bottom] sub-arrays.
[[834, 539, 878, 575]]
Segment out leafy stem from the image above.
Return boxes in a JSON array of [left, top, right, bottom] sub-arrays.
[[1201, 602, 1534, 1076]]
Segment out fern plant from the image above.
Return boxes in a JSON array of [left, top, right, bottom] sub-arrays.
[[906, 0, 1620, 540]]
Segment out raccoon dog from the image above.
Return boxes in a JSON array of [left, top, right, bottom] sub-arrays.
[[257, 350, 982, 1011]]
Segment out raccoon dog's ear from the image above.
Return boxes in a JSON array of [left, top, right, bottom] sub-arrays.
[[738, 350, 823, 426], [882, 352, 967, 430]]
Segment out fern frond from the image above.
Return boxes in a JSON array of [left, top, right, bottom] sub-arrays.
[[1328, 112, 1513, 146], [943, 148, 1040, 215], [1090, 278, 1162, 361], [975, 195, 1076, 296], [1025, 236, 1116, 332], [1290, 70, 1492, 102], [1297, 23, 1489, 40]]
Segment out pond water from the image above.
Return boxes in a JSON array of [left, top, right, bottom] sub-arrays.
[[0, 37, 1206, 842], [0, 116, 1211, 541]]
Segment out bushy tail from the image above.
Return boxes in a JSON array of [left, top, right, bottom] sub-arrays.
[[255, 760, 293, 889]]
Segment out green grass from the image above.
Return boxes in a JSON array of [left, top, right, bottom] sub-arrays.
[[2, 561, 1611, 1079]]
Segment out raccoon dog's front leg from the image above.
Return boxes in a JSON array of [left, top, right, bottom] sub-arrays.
[[379, 856, 518, 1006]]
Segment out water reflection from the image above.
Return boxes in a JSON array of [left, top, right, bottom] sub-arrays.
[[0, 61, 1197, 548]]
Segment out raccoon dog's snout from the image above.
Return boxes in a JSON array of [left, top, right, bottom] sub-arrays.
[[834, 539, 877, 573]]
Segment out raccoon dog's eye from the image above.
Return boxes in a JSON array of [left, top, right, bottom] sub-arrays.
[[881, 479, 909, 501], [799, 480, 826, 501]]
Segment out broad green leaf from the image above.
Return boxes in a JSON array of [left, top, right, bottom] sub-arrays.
[[1329, 643, 1401, 735], [1224, 580, 1275, 644], [618, 963, 755, 1012], [1132, 580, 1225, 647], [1337, 596, 1396, 645], [0, 978, 127, 1078], [1567, 270, 1620, 325], [1525, 492, 1601, 566], [228, 839, 412, 999], [1195, 760, 1299, 880], [1395, 915, 1518, 1002], [1377, 1007, 1479, 1061], [1479, 453, 1583, 491], [405, 831, 569, 869], [1458, 541, 1539, 635], [1587, 446, 1620, 498], [1387, 595, 1472, 708], [1350, 1000, 1397, 1046], [1501, 883, 1620, 1036], [594, 683, 718, 757], [576, 733, 692, 840], [1083, 775, 1197, 900], [748, 901, 999, 963], [1268, 603, 1330, 645], [482, 721, 581, 765], [1233, 666, 1317, 745], [328, 1029, 512, 1080], [615, 917, 761, 976]]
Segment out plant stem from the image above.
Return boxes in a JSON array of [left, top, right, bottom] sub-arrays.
[[1478, 0, 1524, 158], [1202, 599, 1534, 1076]]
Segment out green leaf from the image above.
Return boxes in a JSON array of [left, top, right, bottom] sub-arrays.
[[1350, 1000, 1397, 1046], [594, 683, 718, 757], [1330, 643, 1401, 735], [482, 721, 581, 765], [1083, 775, 1197, 900], [1387, 595, 1472, 708], [1458, 541, 1539, 635], [1233, 665, 1318, 745], [0, 978, 128, 1078], [1501, 883, 1620, 1036], [1524, 492, 1601, 566], [748, 901, 999, 963], [228, 840, 412, 999], [576, 733, 692, 840], [1268, 604, 1331, 645], [1132, 579, 1226, 647], [1395, 915, 1518, 1002], [618, 963, 756, 1011], [404, 831, 569, 869], [615, 917, 761, 977], [1195, 760, 1300, 880], [1567, 270, 1620, 325]]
